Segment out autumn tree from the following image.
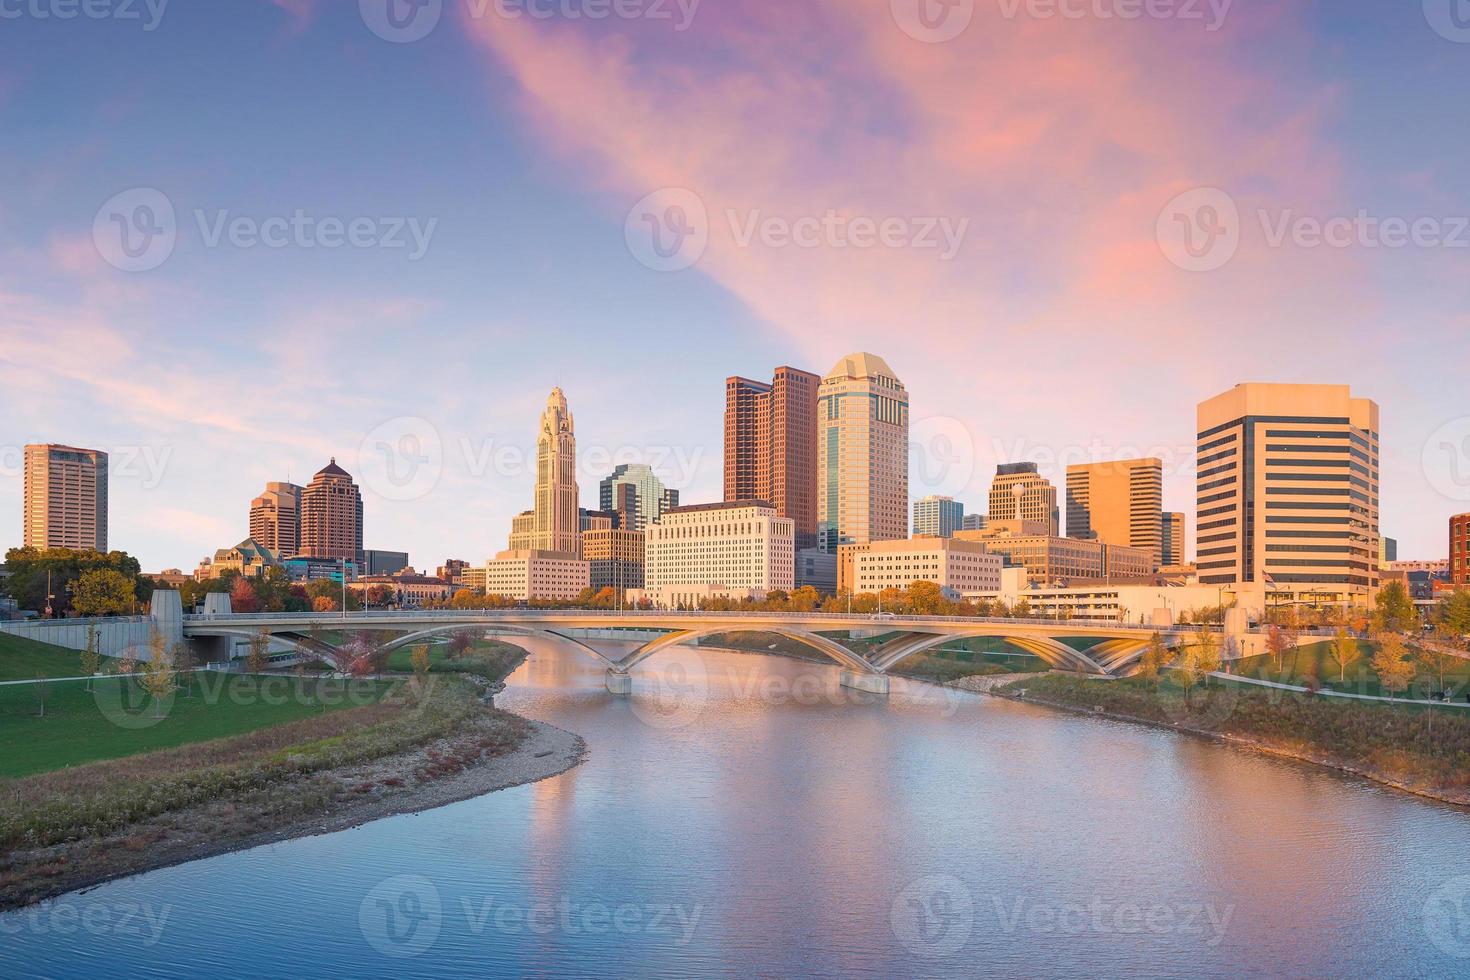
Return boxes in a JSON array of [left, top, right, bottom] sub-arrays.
[[230, 576, 262, 614], [1415, 640, 1459, 693], [1371, 632, 1415, 699], [245, 630, 270, 673], [1138, 632, 1168, 689], [172, 641, 196, 697], [788, 586, 820, 613], [72, 568, 136, 616], [139, 644, 175, 718], [80, 624, 103, 691], [1439, 589, 1470, 639], [1265, 625, 1292, 675], [1193, 629, 1222, 687], [1170, 641, 1202, 706], [410, 644, 431, 677], [1374, 580, 1415, 634], [1327, 626, 1360, 684]]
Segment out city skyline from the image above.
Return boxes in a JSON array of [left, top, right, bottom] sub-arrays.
[[1, 5, 1467, 571]]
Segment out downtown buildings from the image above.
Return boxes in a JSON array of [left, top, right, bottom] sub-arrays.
[[23, 444, 108, 551], [1452, 513, 1469, 587], [1195, 383, 1380, 609], [724, 367, 820, 549], [600, 463, 679, 531], [249, 481, 302, 556], [817, 353, 910, 551], [298, 459, 365, 566], [912, 495, 966, 538], [988, 463, 1059, 536], [508, 388, 582, 555], [638, 501, 794, 609], [1065, 457, 1164, 567]]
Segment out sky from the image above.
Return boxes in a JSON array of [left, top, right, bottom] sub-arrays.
[[0, 0, 1467, 573]]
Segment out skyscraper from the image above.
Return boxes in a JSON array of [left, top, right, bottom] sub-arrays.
[[599, 463, 679, 531], [1452, 514, 1469, 587], [1162, 511, 1186, 567], [1065, 457, 1164, 566], [249, 481, 302, 556], [988, 463, 1059, 536], [724, 366, 819, 549], [509, 388, 581, 556], [23, 444, 107, 551], [1196, 383, 1380, 608], [912, 495, 965, 538], [817, 353, 909, 550], [299, 458, 364, 565]]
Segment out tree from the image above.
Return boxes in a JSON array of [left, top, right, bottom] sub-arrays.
[[1371, 632, 1415, 698], [312, 595, 338, 613], [1265, 625, 1292, 675], [906, 581, 951, 616], [139, 644, 175, 718], [449, 629, 477, 656], [172, 641, 196, 697], [230, 576, 262, 614], [80, 624, 103, 691], [1193, 629, 1222, 686], [1138, 632, 1168, 689], [1374, 580, 1415, 634], [1170, 641, 1202, 706], [1012, 598, 1032, 619], [410, 644, 431, 677], [2, 546, 142, 615], [33, 673, 51, 718], [1439, 589, 1470, 638], [71, 569, 136, 617], [1326, 626, 1360, 684], [789, 586, 820, 613], [245, 630, 270, 673], [364, 584, 395, 608], [1416, 638, 1460, 693]]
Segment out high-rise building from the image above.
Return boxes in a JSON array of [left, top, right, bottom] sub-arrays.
[[582, 527, 645, 598], [299, 458, 364, 565], [598, 463, 679, 531], [640, 501, 795, 608], [249, 481, 302, 557], [1066, 458, 1164, 567], [912, 495, 966, 538], [988, 463, 1059, 536], [1451, 514, 1469, 587], [817, 353, 909, 551], [724, 367, 820, 549], [1162, 512, 1186, 567], [23, 444, 108, 551], [1195, 383, 1380, 608], [509, 388, 581, 556]]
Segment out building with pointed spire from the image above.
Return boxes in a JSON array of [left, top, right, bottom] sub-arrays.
[[508, 387, 582, 556]]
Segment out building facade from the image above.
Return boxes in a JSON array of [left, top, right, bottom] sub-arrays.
[[795, 548, 838, 595], [962, 513, 988, 532], [1453, 513, 1470, 587], [599, 463, 679, 531], [988, 463, 1059, 536], [509, 388, 581, 556], [481, 550, 590, 601], [349, 572, 452, 607], [23, 444, 108, 551], [956, 521, 1154, 586], [249, 482, 302, 557], [298, 459, 364, 565], [912, 495, 966, 538], [1162, 512, 1186, 568], [1195, 383, 1380, 608], [202, 538, 282, 579], [817, 353, 909, 551], [852, 537, 1003, 599], [582, 527, 645, 597], [363, 550, 411, 576], [642, 501, 794, 608], [1065, 457, 1164, 567], [724, 366, 820, 549]]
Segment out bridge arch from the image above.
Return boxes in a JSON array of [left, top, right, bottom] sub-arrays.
[[372, 624, 620, 670], [616, 627, 881, 675], [866, 630, 1111, 675]]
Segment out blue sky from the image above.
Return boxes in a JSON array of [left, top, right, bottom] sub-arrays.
[[0, 0, 1467, 572]]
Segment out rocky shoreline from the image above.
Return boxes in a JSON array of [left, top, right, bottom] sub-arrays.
[[1, 713, 586, 911]]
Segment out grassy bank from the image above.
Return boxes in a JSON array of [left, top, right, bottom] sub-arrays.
[[1232, 640, 1470, 699], [0, 632, 117, 681], [383, 637, 526, 682], [0, 673, 400, 778], [999, 673, 1470, 805]]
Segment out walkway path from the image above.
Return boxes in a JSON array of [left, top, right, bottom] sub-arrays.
[[1216, 672, 1470, 708]]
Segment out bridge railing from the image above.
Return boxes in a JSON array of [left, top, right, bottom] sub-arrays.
[[182, 608, 1235, 633]]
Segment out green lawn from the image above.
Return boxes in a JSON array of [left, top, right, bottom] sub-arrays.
[[1232, 640, 1470, 699], [0, 632, 116, 681], [0, 672, 399, 778]]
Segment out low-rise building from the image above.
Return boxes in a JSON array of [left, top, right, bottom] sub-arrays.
[[582, 527, 645, 597], [972, 579, 1264, 627], [202, 538, 281, 579], [955, 520, 1154, 586], [796, 547, 837, 595], [481, 550, 590, 602], [348, 572, 452, 606], [641, 500, 794, 609], [852, 537, 1003, 599], [363, 549, 411, 576]]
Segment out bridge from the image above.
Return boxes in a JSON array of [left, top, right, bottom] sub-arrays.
[[178, 602, 1226, 694]]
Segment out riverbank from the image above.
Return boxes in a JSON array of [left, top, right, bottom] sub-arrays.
[[0, 669, 586, 910], [991, 673, 1470, 810]]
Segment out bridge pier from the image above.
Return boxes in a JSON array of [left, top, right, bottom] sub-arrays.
[[839, 669, 890, 696], [606, 669, 633, 695]]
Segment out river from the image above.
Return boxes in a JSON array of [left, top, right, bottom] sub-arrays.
[[3, 640, 1469, 978]]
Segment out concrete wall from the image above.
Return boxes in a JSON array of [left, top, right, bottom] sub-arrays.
[[0, 616, 156, 657]]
